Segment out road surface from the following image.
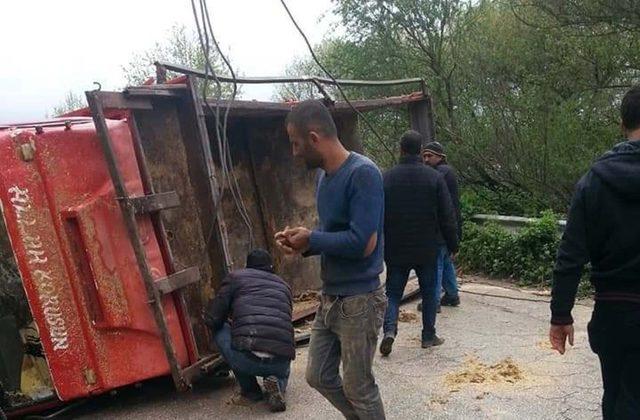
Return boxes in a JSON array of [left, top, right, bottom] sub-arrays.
[[74, 280, 601, 419]]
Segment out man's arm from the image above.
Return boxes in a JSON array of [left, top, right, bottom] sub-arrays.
[[203, 274, 234, 332], [444, 167, 463, 240], [437, 176, 459, 255], [307, 165, 383, 259], [550, 180, 590, 326]]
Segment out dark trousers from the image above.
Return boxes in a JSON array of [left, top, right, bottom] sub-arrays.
[[384, 263, 438, 341], [588, 301, 640, 419], [214, 323, 290, 398]]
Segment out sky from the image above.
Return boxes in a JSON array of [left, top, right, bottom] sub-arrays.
[[0, 0, 337, 124]]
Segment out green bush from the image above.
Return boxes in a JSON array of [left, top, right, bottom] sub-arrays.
[[459, 212, 593, 297], [459, 211, 560, 286]]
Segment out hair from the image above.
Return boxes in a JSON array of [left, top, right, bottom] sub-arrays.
[[285, 100, 337, 138], [400, 130, 423, 155], [621, 86, 640, 132], [246, 248, 274, 273]]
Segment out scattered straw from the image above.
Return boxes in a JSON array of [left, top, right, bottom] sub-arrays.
[[445, 356, 524, 391], [476, 391, 489, 400], [294, 291, 320, 303], [427, 394, 449, 409], [398, 310, 419, 323], [536, 340, 554, 351]]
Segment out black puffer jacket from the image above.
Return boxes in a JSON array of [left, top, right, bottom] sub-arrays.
[[204, 268, 295, 359], [551, 140, 640, 325], [383, 155, 459, 266]]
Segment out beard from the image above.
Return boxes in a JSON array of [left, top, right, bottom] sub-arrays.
[[301, 145, 323, 170], [305, 155, 323, 170]]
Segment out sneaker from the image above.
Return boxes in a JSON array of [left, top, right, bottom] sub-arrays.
[[421, 336, 445, 348], [380, 335, 395, 356], [263, 376, 286, 412], [441, 294, 460, 307]]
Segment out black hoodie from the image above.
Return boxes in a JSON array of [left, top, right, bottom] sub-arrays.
[[551, 140, 640, 325]]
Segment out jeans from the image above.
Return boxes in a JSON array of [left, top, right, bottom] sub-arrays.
[[438, 246, 459, 299], [587, 301, 640, 420], [306, 286, 387, 420], [383, 263, 439, 342], [214, 323, 291, 398]]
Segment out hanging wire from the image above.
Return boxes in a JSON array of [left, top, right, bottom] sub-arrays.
[[201, 0, 255, 248], [189, 0, 255, 252], [278, 0, 396, 161]]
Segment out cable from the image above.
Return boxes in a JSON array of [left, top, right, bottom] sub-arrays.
[[401, 275, 594, 307], [190, 0, 230, 256], [198, 0, 254, 250], [202, 0, 255, 248], [460, 289, 550, 303], [459, 288, 593, 308], [24, 400, 87, 420], [190, 0, 225, 189], [278, 0, 396, 161], [190, 0, 255, 253]]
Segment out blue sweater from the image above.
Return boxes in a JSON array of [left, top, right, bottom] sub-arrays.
[[306, 152, 384, 296]]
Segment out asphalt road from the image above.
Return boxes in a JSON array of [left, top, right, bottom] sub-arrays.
[[73, 280, 601, 419]]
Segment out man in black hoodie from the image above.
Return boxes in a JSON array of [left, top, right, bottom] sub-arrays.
[[205, 249, 294, 412], [550, 86, 640, 419]]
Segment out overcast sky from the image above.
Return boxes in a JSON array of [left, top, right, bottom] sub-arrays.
[[0, 0, 336, 124]]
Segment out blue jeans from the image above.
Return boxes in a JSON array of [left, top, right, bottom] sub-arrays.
[[214, 323, 290, 398], [383, 263, 439, 341], [437, 246, 459, 299]]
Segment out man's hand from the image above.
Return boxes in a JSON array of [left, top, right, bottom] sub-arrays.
[[287, 227, 311, 253], [549, 324, 574, 355], [275, 226, 294, 254], [275, 226, 311, 254]]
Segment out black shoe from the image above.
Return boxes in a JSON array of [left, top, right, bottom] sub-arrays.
[[263, 376, 286, 412], [441, 295, 460, 307], [422, 336, 445, 348], [380, 336, 395, 356]]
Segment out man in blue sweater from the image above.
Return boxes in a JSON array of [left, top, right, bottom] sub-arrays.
[[276, 100, 387, 419]]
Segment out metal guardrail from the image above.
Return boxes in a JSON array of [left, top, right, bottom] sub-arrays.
[[470, 214, 567, 232]]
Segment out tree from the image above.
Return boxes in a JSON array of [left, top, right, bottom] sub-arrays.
[[334, 0, 477, 141], [510, 0, 640, 34], [49, 90, 85, 117], [121, 24, 235, 97], [274, 56, 322, 101], [49, 24, 238, 118], [282, 0, 640, 212]]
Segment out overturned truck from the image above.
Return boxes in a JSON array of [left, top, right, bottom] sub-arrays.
[[0, 64, 435, 415]]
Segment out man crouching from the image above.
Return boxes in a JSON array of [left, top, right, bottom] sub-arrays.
[[204, 249, 295, 412]]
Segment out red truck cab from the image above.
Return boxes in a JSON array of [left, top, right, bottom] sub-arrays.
[[0, 117, 191, 415]]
